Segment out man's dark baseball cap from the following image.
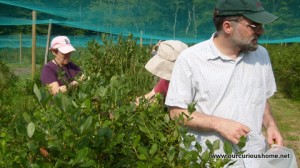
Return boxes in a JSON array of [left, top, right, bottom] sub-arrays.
[[215, 0, 278, 24]]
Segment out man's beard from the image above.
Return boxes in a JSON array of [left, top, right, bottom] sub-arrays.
[[231, 31, 259, 52]]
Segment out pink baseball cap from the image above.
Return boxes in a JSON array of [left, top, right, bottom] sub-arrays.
[[50, 36, 76, 54]]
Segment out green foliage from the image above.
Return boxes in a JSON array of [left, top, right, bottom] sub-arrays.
[[0, 61, 18, 92], [79, 33, 154, 95], [0, 35, 244, 167], [267, 43, 300, 100], [0, 61, 19, 123]]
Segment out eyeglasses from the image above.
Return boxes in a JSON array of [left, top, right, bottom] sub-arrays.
[[228, 20, 263, 33]]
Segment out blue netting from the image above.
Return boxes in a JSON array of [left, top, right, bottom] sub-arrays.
[[0, 0, 300, 48]]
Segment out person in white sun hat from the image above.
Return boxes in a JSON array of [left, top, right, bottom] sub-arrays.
[[136, 40, 188, 105], [41, 35, 82, 95]]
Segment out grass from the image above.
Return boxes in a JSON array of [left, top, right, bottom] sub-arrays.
[[270, 92, 300, 166]]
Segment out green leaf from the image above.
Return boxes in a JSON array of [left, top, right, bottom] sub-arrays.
[[215, 158, 224, 168], [227, 160, 237, 167], [205, 140, 213, 151], [133, 135, 141, 147], [48, 141, 60, 149], [164, 114, 170, 123], [33, 84, 41, 102], [61, 94, 70, 112], [77, 147, 89, 160], [27, 141, 37, 151], [30, 163, 40, 168], [23, 112, 31, 123], [213, 139, 220, 150], [167, 146, 176, 162], [183, 134, 196, 148], [237, 136, 246, 149], [98, 86, 107, 97], [201, 150, 210, 163], [195, 142, 202, 153], [80, 159, 96, 167], [187, 102, 196, 113], [83, 99, 91, 110], [27, 122, 35, 138], [158, 132, 166, 142], [223, 141, 233, 154], [70, 147, 89, 165], [152, 155, 163, 165], [237, 150, 246, 155], [72, 100, 78, 108], [137, 146, 148, 159], [138, 125, 148, 134], [137, 154, 147, 160], [172, 129, 179, 139], [80, 116, 93, 134], [149, 143, 157, 155]]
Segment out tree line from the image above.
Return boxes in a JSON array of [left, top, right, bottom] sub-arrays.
[[0, 0, 299, 41]]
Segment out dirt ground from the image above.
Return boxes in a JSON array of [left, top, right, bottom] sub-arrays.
[[12, 67, 32, 76], [11, 66, 40, 79]]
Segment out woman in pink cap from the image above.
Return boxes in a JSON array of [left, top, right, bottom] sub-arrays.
[[41, 36, 82, 95]]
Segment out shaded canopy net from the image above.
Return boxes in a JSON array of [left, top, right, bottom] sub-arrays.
[[0, 0, 300, 49]]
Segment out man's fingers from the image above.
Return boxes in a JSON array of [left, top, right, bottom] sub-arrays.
[[230, 137, 239, 144], [242, 125, 250, 134], [268, 136, 283, 147]]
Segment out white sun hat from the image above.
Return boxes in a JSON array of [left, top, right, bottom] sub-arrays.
[[145, 40, 188, 80]]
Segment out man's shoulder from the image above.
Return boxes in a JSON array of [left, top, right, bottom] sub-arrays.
[[178, 39, 212, 60], [251, 45, 269, 57], [245, 45, 271, 64], [189, 39, 211, 50], [257, 45, 268, 52]]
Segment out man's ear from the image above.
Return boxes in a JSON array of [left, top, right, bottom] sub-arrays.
[[223, 21, 234, 34]]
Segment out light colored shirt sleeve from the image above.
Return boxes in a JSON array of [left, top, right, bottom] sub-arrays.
[[165, 55, 194, 109], [266, 55, 277, 98]]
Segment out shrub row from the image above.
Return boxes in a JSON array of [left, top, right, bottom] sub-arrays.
[[266, 43, 300, 100], [0, 35, 242, 167]]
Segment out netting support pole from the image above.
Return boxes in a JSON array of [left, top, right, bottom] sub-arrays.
[[140, 31, 143, 47], [19, 33, 22, 64], [44, 19, 52, 65], [32, 10, 37, 80]]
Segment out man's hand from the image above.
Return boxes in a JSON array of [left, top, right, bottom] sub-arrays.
[[169, 107, 250, 144], [266, 124, 283, 146], [263, 99, 283, 146], [212, 117, 250, 144]]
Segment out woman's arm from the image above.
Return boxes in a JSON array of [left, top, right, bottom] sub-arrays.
[[48, 81, 67, 95]]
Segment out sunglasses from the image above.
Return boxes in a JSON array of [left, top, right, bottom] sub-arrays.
[[228, 20, 263, 33]]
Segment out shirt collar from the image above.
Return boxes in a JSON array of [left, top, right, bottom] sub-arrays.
[[208, 32, 245, 62]]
